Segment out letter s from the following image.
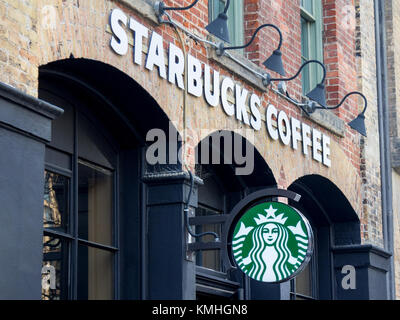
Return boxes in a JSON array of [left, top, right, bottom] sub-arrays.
[[110, 8, 128, 55]]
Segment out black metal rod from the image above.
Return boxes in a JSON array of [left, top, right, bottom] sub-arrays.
[[77, 238, 119, 252], [222, 23, 283, 51], [163, 0, 200, 11], [270, 59, 326, 84], [223, 0, 231, 14], [316, 91, 367, 114]]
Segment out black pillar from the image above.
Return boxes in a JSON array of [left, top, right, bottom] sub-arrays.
[[333, 245, 391, 300], [0, 82, 63, 299], [144, 171, 201, 300]]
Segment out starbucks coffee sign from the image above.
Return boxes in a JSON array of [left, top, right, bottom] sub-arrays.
[[231, 201, 313, 283], [108, 8, 332, 168]]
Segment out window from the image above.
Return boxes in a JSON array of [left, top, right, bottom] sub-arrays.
[[195, 165, 225, 273], [290, 235, 318, 300], [194, 164, 242, 300], [42, 98, 118, 300], [209, 0, 244, 47], [301, 0, 323, 95], [195, 205, 223, 271]]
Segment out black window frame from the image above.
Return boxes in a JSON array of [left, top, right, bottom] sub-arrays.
[[289, 225, 319, 300], [42, 95, 120, 300], [194, 164, 245, 300]]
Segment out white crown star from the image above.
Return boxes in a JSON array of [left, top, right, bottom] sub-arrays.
[[254, 205, 288, 225]]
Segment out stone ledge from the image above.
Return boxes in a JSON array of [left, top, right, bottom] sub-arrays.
[[116, 0, 158, 24], [0, 81, 63, 142], [306, 108, 346, 137], [0, 82, 63, 120], [273, 89, 346, 137], [207, 42, 268, 92]]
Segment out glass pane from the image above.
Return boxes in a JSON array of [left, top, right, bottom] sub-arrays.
[[78, 161, 113, 246], [301, 0, 313, 15], [42, 236, 69, 300], [295, 262, 312, 297], [228, 0, 244, 47], [301, 18, 309, 59], [209, 0, 243, 47], [77, 245, 114, 300], [43, 171, 69, 232], [195, 207, 222, 271]]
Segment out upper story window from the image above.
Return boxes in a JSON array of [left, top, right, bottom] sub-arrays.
[[209, 0, 244, 47], [301, 0, 323, 95]]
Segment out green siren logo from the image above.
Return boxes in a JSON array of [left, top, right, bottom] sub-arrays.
[[232, 202, 313, 283]]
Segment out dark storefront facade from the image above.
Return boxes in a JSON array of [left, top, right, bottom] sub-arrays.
[[0, 0, 397, 300]]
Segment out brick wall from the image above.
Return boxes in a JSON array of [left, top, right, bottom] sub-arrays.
[[244, 0, 302, 101], [0, 0, 39, 97], [385, 0, 400, 300], [354, 0, 383, 247], [0, 0, 381, 248], [323, 0, 361, 169]]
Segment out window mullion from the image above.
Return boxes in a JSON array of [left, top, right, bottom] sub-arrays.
[[114, 155, 120, 299], [71, 105, 79, 300], [77, 238, 118, 252]]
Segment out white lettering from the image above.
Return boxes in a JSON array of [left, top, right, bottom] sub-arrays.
[[108, 10, 335, 167], [221, 77, 235, 116], [110, 8, 128, 55], [250, 94, 261, 131], [129, 17, 148, 65], [204, 65, 220, 107], [235, 85, 250, 125], [312, 128, 322, 163], [145, 31, 167, 79], [266, 104, 279, 140], [187, 54, 203, 97], [323, 134, 331, 167], [302, 123, 312, 156], [278, 111, 291, 146], [168, 42, 185, 89], [291, 117, 302, 150]]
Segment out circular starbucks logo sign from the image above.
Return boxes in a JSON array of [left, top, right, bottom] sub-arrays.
[[231, 201, 313, 283]]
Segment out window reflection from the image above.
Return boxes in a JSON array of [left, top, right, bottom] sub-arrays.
[[78, 161, 113, 246], [42, 236, 69, 300], [43, 171, 69, 232]]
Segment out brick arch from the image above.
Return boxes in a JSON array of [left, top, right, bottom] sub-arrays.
[[194, 129, 277, 188], [36, 0, 362, 218]]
